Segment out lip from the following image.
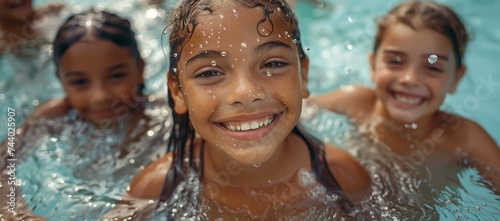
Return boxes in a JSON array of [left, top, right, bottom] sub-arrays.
[[389, 90, 427, 109], [215, 112, 283, 141]]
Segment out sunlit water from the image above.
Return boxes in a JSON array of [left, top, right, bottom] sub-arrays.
[[1, 0, 500, 220], [14, 96, 171, 220], [297, 0, 500, 219]]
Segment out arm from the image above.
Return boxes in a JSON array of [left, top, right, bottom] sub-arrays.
[[306, 85, 376, 117], [26, 97, 71, 123], [324, 143, 371, 202], [461, 120, 500, 194], [129, 152, 172, 198], [100, 153, 172, 220]]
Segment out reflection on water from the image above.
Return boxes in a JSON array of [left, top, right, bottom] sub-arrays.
[[301, 105, 500, 220], [14, 97, 171, 220]]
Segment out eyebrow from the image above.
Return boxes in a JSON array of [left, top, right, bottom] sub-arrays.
[[186, 50, 223, 64], [63, 64, 128, 77], [185, 40, 293, 65], [382, 49, 449, 61], [255, 40, 293, 55]]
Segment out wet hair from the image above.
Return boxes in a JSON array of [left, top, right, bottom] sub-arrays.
[[53, 9, 142, 71], [161, 0, 308, 201], [373, 1, 469, 69]]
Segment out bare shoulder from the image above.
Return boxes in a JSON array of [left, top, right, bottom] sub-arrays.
[[27, 98, 71, 122], [323, 143, 371, 202], [128, 152, 173, 199], [306, 85, 376, 116], [452, 117, 500, 165]]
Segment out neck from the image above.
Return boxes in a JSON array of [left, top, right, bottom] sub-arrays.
[[373, 100, 444, 139], [203, 133, 310, 188]]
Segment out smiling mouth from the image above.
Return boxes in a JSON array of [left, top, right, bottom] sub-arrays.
[[393, 92, 425, 105], [221, 114, 277, 131]]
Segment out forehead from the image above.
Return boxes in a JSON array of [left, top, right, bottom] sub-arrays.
[[59, 40, 135, 69], [181, 3, 295, 54], [380, 23, 454, 57]]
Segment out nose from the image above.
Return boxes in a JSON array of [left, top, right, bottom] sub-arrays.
[[90, 83, 113, 105], [399, 65, 422, 87], [227, 72, 266, 105]]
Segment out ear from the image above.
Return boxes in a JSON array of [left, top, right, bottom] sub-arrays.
[[137, 59, 145, 85], [448, 65, 466, 94], [300, 57, 310, 98], [368, 52, 376, 82], [167, 72, 188, 114]]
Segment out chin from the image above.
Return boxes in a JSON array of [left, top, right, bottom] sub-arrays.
[[226, 143, 276, 165], [388, 111, 422, 124]]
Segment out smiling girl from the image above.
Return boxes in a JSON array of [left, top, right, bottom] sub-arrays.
[[118, 0, 372, 220]]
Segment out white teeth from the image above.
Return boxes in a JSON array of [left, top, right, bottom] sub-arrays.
[[225, 116, 274, 131], [395, 93, 422, 104]]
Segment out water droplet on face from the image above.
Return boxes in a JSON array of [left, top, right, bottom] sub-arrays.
[[266, 70, 272, 77], [211, 60, 217, 66], [293, 39, 297, 44], [212, 95, 216, 99], [428, 54, 438, 64], [173, 53, 178, 58], [277, 7, 281, 12], [199, 44, 203, 48], [207, 89, 213, 95], [241, 42, 247, 48], [221, 51, 226, 56], [172, 68, 177, 73], [205, 41, 209, 44], [253, 163, 261, 167]]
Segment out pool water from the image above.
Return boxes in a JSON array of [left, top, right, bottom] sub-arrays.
[[1, 0, 499, 220], [296, 0, 500, 220]]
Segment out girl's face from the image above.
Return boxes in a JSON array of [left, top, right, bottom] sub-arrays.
[[58, 39, 144, 127], [169, 3, 309, 165], [0, 0, 33, 22], [370, 23, 465, 123]]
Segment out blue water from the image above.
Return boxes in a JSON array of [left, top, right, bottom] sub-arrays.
[[1, 0, 499, 220]]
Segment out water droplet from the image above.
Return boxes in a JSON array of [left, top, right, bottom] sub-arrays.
[[173, 53, 178, 58], [211, 60, 217, 66], [172, 68, 177, 73], [293, 39, 297, 44], [266, 70, 272, 77], [253, 163, 261, 167], [221, 51, 226, 56], [277, 7, 281, 12], [207, 89, 213, 94], [212, 96, 216, 99], [428, 54, 438, 64], [241, 42, 247, 48], [199, 44, 203, 48]]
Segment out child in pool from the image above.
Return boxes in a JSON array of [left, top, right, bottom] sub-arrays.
[[0, 9, 170, 220], [115, 0, 371, 220], [307, 1, 500, 191], [0, 0, 65, 55]]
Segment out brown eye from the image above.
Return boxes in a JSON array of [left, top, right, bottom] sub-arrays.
[[196, 69, 223, 79], [263, 60, 288, 68]]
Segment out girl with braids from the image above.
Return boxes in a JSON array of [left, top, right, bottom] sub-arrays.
[[124, 0, 371, 220], [1, 9, 170, 220]]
